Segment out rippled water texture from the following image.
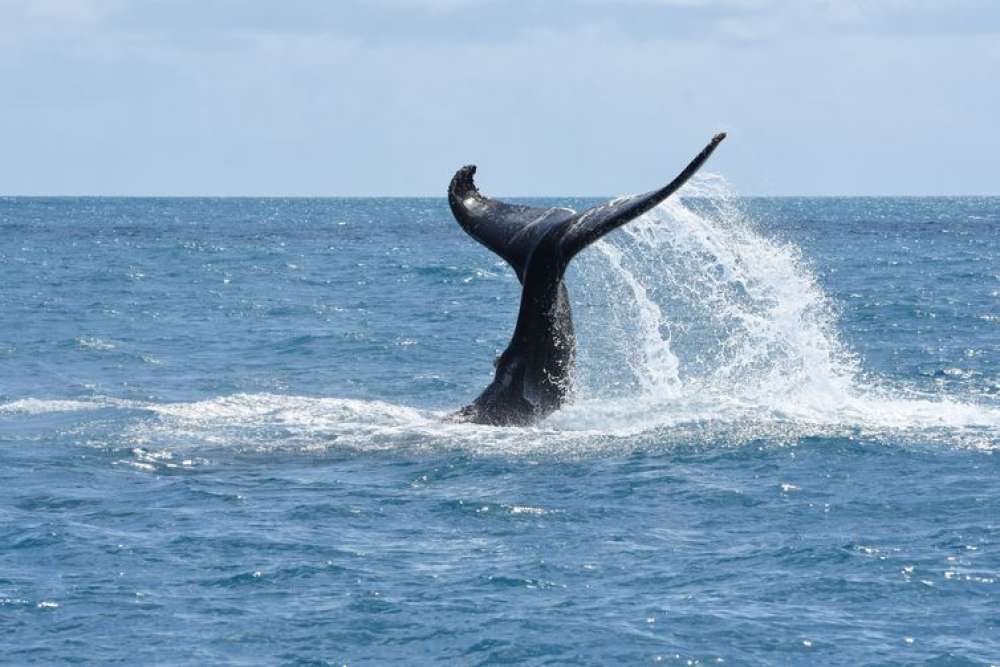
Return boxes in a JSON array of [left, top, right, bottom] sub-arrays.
[[1, 188, 998, 665]]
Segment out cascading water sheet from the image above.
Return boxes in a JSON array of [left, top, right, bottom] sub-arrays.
[[563, 176, 1000, 445]]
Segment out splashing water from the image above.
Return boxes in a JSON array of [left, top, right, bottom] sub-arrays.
[[571, 175, 858, 409], [562, 175, 1000, 444]]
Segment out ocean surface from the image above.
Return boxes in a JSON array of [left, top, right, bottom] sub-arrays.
[[1, 184, 998, 665]]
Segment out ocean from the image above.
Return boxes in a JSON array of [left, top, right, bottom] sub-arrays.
[[1, 183, 998, 665]]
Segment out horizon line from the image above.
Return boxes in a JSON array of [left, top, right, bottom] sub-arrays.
[[3, 193, 1000, 200]]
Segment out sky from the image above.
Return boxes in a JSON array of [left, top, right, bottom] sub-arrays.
[[1, 0, 998, 196]]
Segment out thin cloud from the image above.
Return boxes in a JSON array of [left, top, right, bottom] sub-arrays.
[[0, 0, 997, 195]]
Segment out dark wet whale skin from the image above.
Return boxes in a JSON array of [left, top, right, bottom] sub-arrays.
[[448, 133, 726, 426], [455, 221, 577, 426]]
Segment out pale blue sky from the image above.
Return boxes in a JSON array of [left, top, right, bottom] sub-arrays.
[[2, 0, 998, 196]]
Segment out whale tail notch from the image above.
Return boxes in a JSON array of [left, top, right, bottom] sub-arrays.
[[447, 132, 727, 274]]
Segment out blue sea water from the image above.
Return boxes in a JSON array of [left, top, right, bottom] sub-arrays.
[[1, 185, 998, 665]]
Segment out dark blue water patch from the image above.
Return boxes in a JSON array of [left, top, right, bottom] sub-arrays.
[[2, 440, 998, 664]]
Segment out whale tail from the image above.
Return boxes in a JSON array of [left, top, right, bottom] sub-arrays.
[[448, 133, 726, 277], [447, 133, 727, 426]]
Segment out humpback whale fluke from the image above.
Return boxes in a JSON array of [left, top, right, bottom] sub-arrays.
[[449, 133, 727, 426]]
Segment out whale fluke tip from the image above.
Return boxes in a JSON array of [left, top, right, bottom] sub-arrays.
[[449, 164, 479, 199]]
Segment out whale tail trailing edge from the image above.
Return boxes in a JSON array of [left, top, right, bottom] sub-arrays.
[[448, 133, 727, 275]]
